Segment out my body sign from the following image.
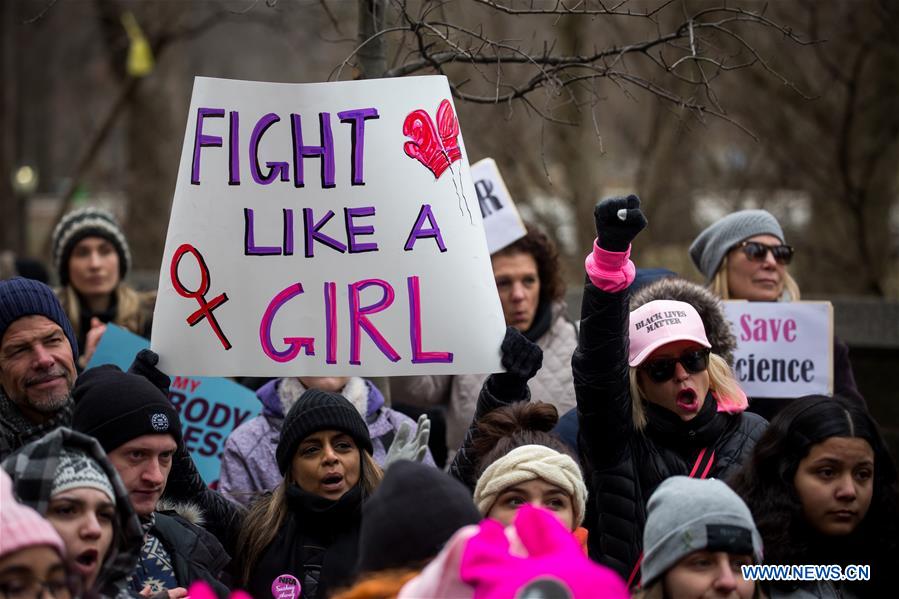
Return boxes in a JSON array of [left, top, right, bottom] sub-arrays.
[[87, 324, 259, 486], [152, 76, 505, 376], [722, 301, 834, 398]]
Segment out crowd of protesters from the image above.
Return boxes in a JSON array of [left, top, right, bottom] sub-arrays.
[[1, 200, 896, 599]]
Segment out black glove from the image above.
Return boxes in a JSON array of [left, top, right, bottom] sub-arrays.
[[486, 326, 543, 398], [594, 194, 648, 252], [128, 349, 171, 396]]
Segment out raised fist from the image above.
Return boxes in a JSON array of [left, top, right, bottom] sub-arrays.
[[594, 194, 648, 252]]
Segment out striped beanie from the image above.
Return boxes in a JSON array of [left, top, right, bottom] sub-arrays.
[[51, 207, 131, 286], [51, 448, 116, 505], [0, 277, 78, 362]]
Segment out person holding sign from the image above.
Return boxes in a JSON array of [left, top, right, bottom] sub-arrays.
[[573, 196, 767, 583], [51, 207, 155, 370], [393, 224, 577, 459], [236, 389, 383, 599], [689, 209, 863, 420], [731, 395, 899, 598]]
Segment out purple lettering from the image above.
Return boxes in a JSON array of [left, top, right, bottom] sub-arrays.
[[244, 208, 281, 256], [404, 204, 447, 252], [407, 275, 453, 363], [291, 112, 335, 188], [344, 206, 378, 253], [250, 113, 289, 185], [259, 283, 316, 362], [303, 208, 347, 257], [348, 279, 401, 365], [191, 108, 224, 185], [338, 108, 379, 185]]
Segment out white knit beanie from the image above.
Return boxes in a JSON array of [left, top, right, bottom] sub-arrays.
[[473, 445, 587, 526]]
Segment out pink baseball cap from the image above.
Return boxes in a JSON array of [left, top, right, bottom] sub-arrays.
[[628, 300, 711, 367]]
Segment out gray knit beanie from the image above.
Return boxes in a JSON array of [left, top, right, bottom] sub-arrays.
[[689, 210, 784, 282], [51, 448, 115, 505], [641, 476, 763, 585]]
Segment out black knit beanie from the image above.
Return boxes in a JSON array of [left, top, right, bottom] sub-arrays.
[[0, 277, 79, 363], [72, 365, 182, 452], [51, 207, 131, 286], [357, 460, 481, 574], [275, 388, 373, 475]]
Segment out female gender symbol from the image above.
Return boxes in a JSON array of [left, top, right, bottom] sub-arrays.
[[170, 243, 232, 350]]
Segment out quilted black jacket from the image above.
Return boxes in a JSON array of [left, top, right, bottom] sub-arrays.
[[573, 281, 767, 580]]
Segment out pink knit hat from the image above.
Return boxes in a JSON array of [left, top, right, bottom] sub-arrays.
[[628, 299, 711, 367], [0, 470, 65, 559]]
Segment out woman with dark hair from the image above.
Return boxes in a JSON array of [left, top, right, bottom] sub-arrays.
[[2, 428, 142, 599], [731, 395, 899, 598], [236, 389, 384, 599], [393, 223, 577, 459], [573, 196, 767, 583]]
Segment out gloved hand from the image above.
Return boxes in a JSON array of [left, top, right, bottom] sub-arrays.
[[486, 326, 543, 399], [128, 349, 171, 395], [594, 194, 648, 252], [384, 413, 431, 468]]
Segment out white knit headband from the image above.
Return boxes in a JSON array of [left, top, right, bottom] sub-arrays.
[[473, 444, 587, 527]]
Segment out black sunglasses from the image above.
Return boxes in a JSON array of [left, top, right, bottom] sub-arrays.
[[640, 348, 711, 383], [738, 241, 794, 265]]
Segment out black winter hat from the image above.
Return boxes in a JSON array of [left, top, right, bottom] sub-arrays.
[[72, 365, 181, 452], [276, 389, 373, 475], [0, 277, 79, 363], [51, 207, 131, 286], [357, 460, 481, 574]]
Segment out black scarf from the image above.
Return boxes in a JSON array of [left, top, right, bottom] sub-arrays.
[[523, 298, 552, 342], [247, 484, 364, 599], [645, 391, 725, 451], [76, 291, 118, 354]]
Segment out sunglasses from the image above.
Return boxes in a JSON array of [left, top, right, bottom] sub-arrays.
[[640, 348, 711, 383], [738, 241, 794, 265]]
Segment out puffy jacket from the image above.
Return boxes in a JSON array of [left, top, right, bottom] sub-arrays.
[[148, 510, 231, 596], [392, 300, 577, 455], [219, 378, 433, 507], [574, 281, 767, 580]]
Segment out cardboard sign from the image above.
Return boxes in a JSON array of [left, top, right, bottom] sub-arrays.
[[470, 158, 527, 253], [151, 76, 505, 377], [723, 301, 834, 398], [87, 324, 260, 486]]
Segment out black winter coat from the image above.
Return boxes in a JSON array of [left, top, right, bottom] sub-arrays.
[[152, 511, 231, 596], [573, 281, 768, 581]]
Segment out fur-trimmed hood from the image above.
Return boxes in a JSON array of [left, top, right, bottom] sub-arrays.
[[1, 427, 143, 598], [155, 499, 206, 526], [630, 277, 737, 367]]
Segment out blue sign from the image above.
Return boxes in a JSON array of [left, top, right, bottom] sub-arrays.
[[87, 324, 261, 486]]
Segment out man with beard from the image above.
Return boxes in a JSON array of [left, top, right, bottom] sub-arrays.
[[0, 278, 78, 459]]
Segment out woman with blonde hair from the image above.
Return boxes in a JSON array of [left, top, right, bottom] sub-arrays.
[[689, 209, 863, 419], [51, 206, 154, 369], [236, 389, 383, 599], [574, 196, 767, 585]]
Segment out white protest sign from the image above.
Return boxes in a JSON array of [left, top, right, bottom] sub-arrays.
[[723, 301, 834, 398], [152, 76, 506, 377], [470, 158, 527, 253]]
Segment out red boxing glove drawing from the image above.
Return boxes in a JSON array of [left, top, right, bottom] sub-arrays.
[[403, 99, 462, 178]]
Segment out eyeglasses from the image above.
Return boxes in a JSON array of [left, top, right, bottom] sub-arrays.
[[0, 577, 73, 599], [639, 348, 711, 383], [738, 241, 794, 265]]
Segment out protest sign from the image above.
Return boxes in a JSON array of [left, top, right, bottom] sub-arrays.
[[88, 324, 260, 486], [470, 157, 527, 253], [152, 76, 506, 377], [723, 301, 834, 398]]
